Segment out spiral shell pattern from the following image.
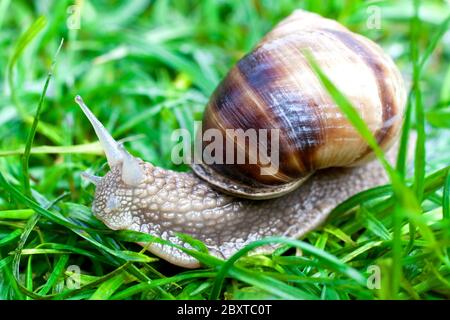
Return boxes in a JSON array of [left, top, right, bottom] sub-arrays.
[[198, 9, 406, 192]]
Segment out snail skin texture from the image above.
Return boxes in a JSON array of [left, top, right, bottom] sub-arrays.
[[77, 10, 406, 268]]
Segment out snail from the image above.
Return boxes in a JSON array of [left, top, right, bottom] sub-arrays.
[[76, 10, 406, 268]]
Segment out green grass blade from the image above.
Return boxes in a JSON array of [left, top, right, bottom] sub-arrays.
[[328, 184, 392, 219], [390, 204, 403, 298], [0, 142, 103, 157], [0, 209, 34, 220], [443, 169, 450, 220], [25, 256, 33, 299], [411, 0, 426, 203], [21, 38, 64, 197], [396, 96, 413, 178], [0, 230, 22, 247], [89, 271, 127, 300], [419, 14, 450, 71]]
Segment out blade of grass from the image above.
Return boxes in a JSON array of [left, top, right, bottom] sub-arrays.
[[328, 184, 392, 218], [396, 96, 413, 178], [426, 108, 450, 128], [0, 142, 103, 157], [390, 204, 403, 298], [0, 209, 34, 220], [25, 256, 33, 300], [89, 271, 127, 300], [443, 169, 450, 221], [411, 0, 426, 203], [360, 206, 391, 241], [403, 0, 427, 260], [21, 38, 64, 197], [0, 230, 22, 247], [419, 14, 450, 71]]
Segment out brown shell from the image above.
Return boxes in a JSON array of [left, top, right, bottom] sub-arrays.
[[192, 10, 406, 199]]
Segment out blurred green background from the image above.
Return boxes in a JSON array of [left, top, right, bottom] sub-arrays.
[[0, 0, 449, 300]]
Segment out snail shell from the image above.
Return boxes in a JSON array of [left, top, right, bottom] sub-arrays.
[[192, 10, 406, 199]]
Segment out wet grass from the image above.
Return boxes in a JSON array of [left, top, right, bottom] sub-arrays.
[[0, 0, 449, 300]]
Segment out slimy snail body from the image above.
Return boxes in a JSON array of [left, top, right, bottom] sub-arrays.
[[77, 10, 406, 268]]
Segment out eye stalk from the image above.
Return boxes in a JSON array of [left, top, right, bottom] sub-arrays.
[[119, 144, 145, 186], [81, 171, 101, 185], [75, 95, 145, 187], [75, 95, 124, 168]]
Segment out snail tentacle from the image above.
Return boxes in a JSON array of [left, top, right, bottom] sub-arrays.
[[75, 96, 146, 186], [81, 171, 102, 185], [75, 95, 125, 167]]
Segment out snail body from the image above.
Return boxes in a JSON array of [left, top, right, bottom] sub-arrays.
[[77, 10, 406, 268]]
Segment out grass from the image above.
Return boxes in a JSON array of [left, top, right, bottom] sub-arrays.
[[0, 0, 449, 300]]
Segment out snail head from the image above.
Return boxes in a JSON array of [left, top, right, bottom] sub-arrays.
[[75, 95, 151, 229]]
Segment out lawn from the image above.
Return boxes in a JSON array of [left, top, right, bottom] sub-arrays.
[[0, 0, 449, 300]]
